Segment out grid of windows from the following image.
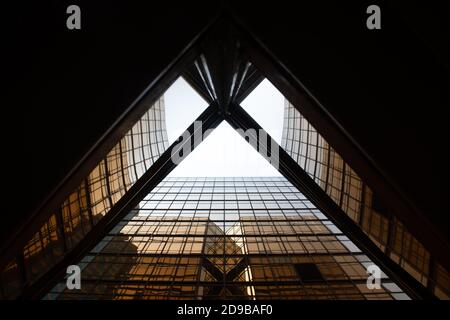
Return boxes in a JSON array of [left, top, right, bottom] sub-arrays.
[[281, 100, 450, 299], [0, 97, 169, 299], [46, 177, 408, 300]]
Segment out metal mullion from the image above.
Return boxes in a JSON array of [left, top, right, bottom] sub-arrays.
[[324, 144, 332, 194], [64, 197, 76, 246], [318, 235, 346, 300], [218, 179, 226, 296], [358, 182, 366, 227], [37, 229, 46, 258], [156, 99, 168, 155], [165, 187, 190, 298], [339, 162, 347, 209], [140, 112, 151, 170], [128, 127, 140, 182], [102, 159, 114, 210], [284, 201, 309, 256], [253, 195, 282, 298], [75, 185, 89, 237], [303, 122, 311, 172], [146, 212, 169, 293], [55, 208, 68, 253], [84, 178, 95, 227], [236, 199, 254, 299], [288, 106, 296, 162], [118, 139, 129, 193], [45, 219, 54, 250], [197, 188, 210, 299], [312, 130, 320, 181], [266, 198, 291, 259]]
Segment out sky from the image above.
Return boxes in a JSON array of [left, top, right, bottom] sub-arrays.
[[163, 77, 285, 177]]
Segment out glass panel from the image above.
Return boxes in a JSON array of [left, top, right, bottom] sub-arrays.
[[45, 177, 408, 300]]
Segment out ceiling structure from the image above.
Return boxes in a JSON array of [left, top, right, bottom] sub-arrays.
[[4, 1, 450, 300]]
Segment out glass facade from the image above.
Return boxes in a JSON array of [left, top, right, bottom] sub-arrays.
[[46, 177, 409, 300], [281, 100, 450, 299], [1, 82, 446, 300], [0, 97, 169, 299]]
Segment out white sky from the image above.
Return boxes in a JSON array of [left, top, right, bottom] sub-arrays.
[[164, 77, 284, 177]]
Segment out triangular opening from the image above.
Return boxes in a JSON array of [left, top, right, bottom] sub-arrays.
[[168, 121, 281, 177]]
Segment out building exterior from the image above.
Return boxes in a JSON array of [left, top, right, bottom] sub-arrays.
[[2, 93, 448, 300], [46, 177, 409, 300], [281, 100, 450, 299], [0, 97, 169, 299]]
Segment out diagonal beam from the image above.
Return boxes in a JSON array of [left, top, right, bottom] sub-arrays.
[[201, 257, 249, 299], [201, 257, 248, 283], [225, 103, 436, 300], [19, 104, 224, 300], [225, 258, 247, 282], [201, 258, 224, 282]]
